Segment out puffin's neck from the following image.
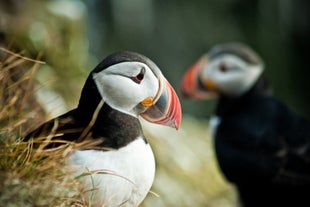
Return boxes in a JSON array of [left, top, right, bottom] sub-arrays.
[[216, 76, 270, 117], [76, 75, 145, 149], [76, 103, 145, 149]]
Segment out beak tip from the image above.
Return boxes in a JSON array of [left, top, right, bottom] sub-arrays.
[[175, 109, 182, 130], [171, 117, 181, 130], [175, 123, 181, 130]]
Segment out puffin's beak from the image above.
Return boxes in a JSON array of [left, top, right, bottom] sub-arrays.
[[141, 78, 182, 130], [181, 55, 217, 99]]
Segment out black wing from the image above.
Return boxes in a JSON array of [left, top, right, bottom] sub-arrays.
[[215, 96, 310, 186], [24, 109, 96, 147]]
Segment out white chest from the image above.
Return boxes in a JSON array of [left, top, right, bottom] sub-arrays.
[[69, 138, 155, 207], [209, 115, 222, 139]]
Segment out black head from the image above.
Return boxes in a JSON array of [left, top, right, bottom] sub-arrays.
[[77, 51, 182, 129], [78, 51, 160, 112], [92, 51, 161, 75], [208, 43, 263, 65], [182, 43, 269, 99]]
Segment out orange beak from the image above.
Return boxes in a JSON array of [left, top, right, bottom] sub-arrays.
[[181, 55, 217, 100], [141, 78, 182, 130]]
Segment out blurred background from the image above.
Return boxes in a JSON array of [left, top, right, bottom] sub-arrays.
[[0, 0, 309, 206]]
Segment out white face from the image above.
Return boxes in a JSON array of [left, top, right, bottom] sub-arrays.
[[201, 54, 264, 96], [92, 62, 159, 117]]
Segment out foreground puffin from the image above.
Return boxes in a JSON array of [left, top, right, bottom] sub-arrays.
[[182, 43, 310, 206], [25, 51, 182, 207]]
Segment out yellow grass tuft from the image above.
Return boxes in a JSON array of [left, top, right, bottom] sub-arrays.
[[0, 47, 46, 135], [0, 48, 89, 207]]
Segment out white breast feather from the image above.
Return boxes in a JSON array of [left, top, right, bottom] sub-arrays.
[[69, 138, 155, 207], [209, 116, 221, 139]]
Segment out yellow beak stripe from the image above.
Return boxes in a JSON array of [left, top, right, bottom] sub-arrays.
[[204, 79, 217, 91], [140, 97, 154, 107]]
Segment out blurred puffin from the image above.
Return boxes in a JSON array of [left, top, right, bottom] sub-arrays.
[[182, 43, 310, 207], [25, 51, 182, 207]]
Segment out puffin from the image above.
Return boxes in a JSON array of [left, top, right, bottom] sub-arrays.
[[25, 51, 182, 207], [181, 43, 310, 207]]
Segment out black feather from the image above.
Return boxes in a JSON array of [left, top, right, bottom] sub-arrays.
[[215, 82, 310, 206]]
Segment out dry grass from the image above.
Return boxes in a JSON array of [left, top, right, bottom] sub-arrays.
[[0, 47, 46, 135], [0, 48, 89, 207]]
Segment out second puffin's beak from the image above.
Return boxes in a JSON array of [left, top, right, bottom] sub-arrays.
[[181, 55, 217, 99], [141, 78, 182, 130]]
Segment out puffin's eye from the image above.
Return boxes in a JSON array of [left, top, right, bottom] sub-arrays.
[[131, 67, 145, 84], [219, 63, 228, 72]]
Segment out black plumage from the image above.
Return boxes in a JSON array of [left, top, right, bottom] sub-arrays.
[[215, 80, 310, 206], [182, 43, 310, 207], [25, 103, 144, 149]]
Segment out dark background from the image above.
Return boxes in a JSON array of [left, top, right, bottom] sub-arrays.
[[1, 0, 309, 118], [84, 0, 310, 119]]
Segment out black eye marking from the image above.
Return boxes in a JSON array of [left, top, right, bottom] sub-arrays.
[[219, 63, 228, 72], [131, 67, 145, 84]]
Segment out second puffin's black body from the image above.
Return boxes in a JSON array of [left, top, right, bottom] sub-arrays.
[[181, 43, 310, 206], [214, 81, 310, 206]]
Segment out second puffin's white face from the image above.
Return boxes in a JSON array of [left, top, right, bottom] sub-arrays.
[[202, 54, 264, 96], [93, 62, 159, 117]]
